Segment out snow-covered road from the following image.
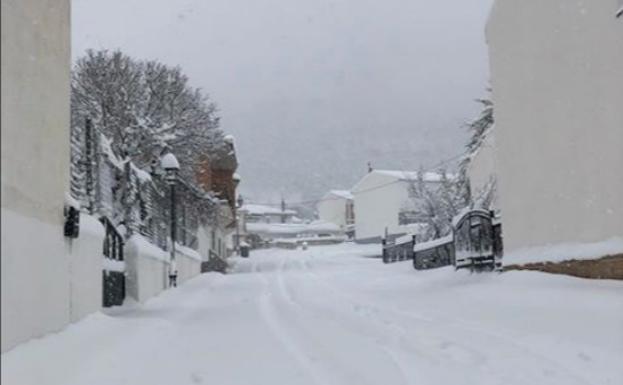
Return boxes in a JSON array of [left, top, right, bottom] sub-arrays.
[[2, 244, 622, 385]]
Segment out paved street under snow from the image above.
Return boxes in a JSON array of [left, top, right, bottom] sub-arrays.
[[3, 244, 622, 385]]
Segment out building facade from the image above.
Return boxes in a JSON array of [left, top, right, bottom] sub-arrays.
[[352, 170, 442, 243], [487, 0, 623, 254], [1, 0, 105, 353], [317, 190, 355, 235]]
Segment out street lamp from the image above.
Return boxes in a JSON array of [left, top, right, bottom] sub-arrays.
[[236, 194, 244, 255], [161, 152, 180, 287]]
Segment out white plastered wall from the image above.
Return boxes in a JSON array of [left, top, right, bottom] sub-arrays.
[[0, 0, 102, 353], [487, 0, 623, 253], [318, 196, 348, 228], [353, 174, 409, 242]]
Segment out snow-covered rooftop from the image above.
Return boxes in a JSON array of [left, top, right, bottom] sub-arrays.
[[246, 220, 341, 236], [240, 204, 296, 216], [352, 169, 451, 194], [374, 169, 446, 182], [326, 190, 353, 200]]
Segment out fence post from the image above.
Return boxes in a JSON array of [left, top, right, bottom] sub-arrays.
[[382, 238, 388, 264]]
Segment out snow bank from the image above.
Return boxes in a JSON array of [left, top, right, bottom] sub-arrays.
[[130, 162, 152, 183], [505, 237, 623, 265], [126, 235, 168, 262], [176, 244, 202, 262], [103, 258, 126, 273], [393, 234, 414, 245], [4, 244, 620, 385], [413, 234, 453, 252], [79, 213, 105, 238]]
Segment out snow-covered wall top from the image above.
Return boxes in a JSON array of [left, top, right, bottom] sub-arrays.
[[325, 190, 353, 201], [241, 204, 296, 216], [247, 220, 341, 237], [351, 170, 447, 194]]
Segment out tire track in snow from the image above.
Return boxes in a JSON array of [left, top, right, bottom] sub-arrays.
[[296, 254, 593, 385], [269, 255, 402, 385], [252, 257, 335, 385], [275, 255, 415, 385]]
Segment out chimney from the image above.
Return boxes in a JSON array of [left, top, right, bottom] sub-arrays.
[[368, 161, 373, 173]]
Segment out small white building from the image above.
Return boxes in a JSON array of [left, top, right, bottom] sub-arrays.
[[317, 190, 355, 236], [352, 170, 443, 243], [240, 204, 297, 224]]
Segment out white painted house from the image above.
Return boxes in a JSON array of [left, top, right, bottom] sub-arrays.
[[487, 0, 623, 255], [352, 170, 443, 243], [317, 190, 355, 236], [240, 204, 297, 224], [1, 0, 105, 353]]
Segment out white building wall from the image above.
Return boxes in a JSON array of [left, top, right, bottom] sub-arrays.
[[176, 250, 202, 284], [125, 235, 202, 303], [353, 174, 409, 242], [69, 215, 105, 322], [198, 223, 229, 260], [487, 0, 623, 253], [124, 236, 168, 303], [318, 196, 348, 228], [0, 0, 98, 353]]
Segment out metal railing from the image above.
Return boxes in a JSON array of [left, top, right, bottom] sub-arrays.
[[382, 235, 415, 264], [381, 209, 504, 273]]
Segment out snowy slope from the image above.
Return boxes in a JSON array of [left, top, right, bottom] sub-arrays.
[[2, 244, 622, 385]]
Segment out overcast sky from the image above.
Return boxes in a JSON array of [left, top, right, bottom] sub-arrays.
[[72, 0, 494, 205]]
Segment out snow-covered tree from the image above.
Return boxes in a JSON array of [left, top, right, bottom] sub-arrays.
[[403, 167, 463, 241], [457, 95, 495, 210], [71, 49, 225, 184]]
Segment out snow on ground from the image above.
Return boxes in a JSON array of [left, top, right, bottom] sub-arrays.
[[504, 237, 623, 265], [2, 243, 622, 385]]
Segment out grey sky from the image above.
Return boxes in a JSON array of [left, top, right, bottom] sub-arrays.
[[72, 0, 493, 204]]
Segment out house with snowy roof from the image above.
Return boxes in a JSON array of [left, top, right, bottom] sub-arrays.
[[351, 169, 445, 243], [317, 190, 355, 238], [240, 203, 297, 224]]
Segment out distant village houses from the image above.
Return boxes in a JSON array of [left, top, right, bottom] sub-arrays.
[[240, 203, 344, 248]]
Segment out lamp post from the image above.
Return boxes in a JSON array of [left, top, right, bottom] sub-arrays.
[[161, 152, 180, 287], [236, 194, 244, 255]]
